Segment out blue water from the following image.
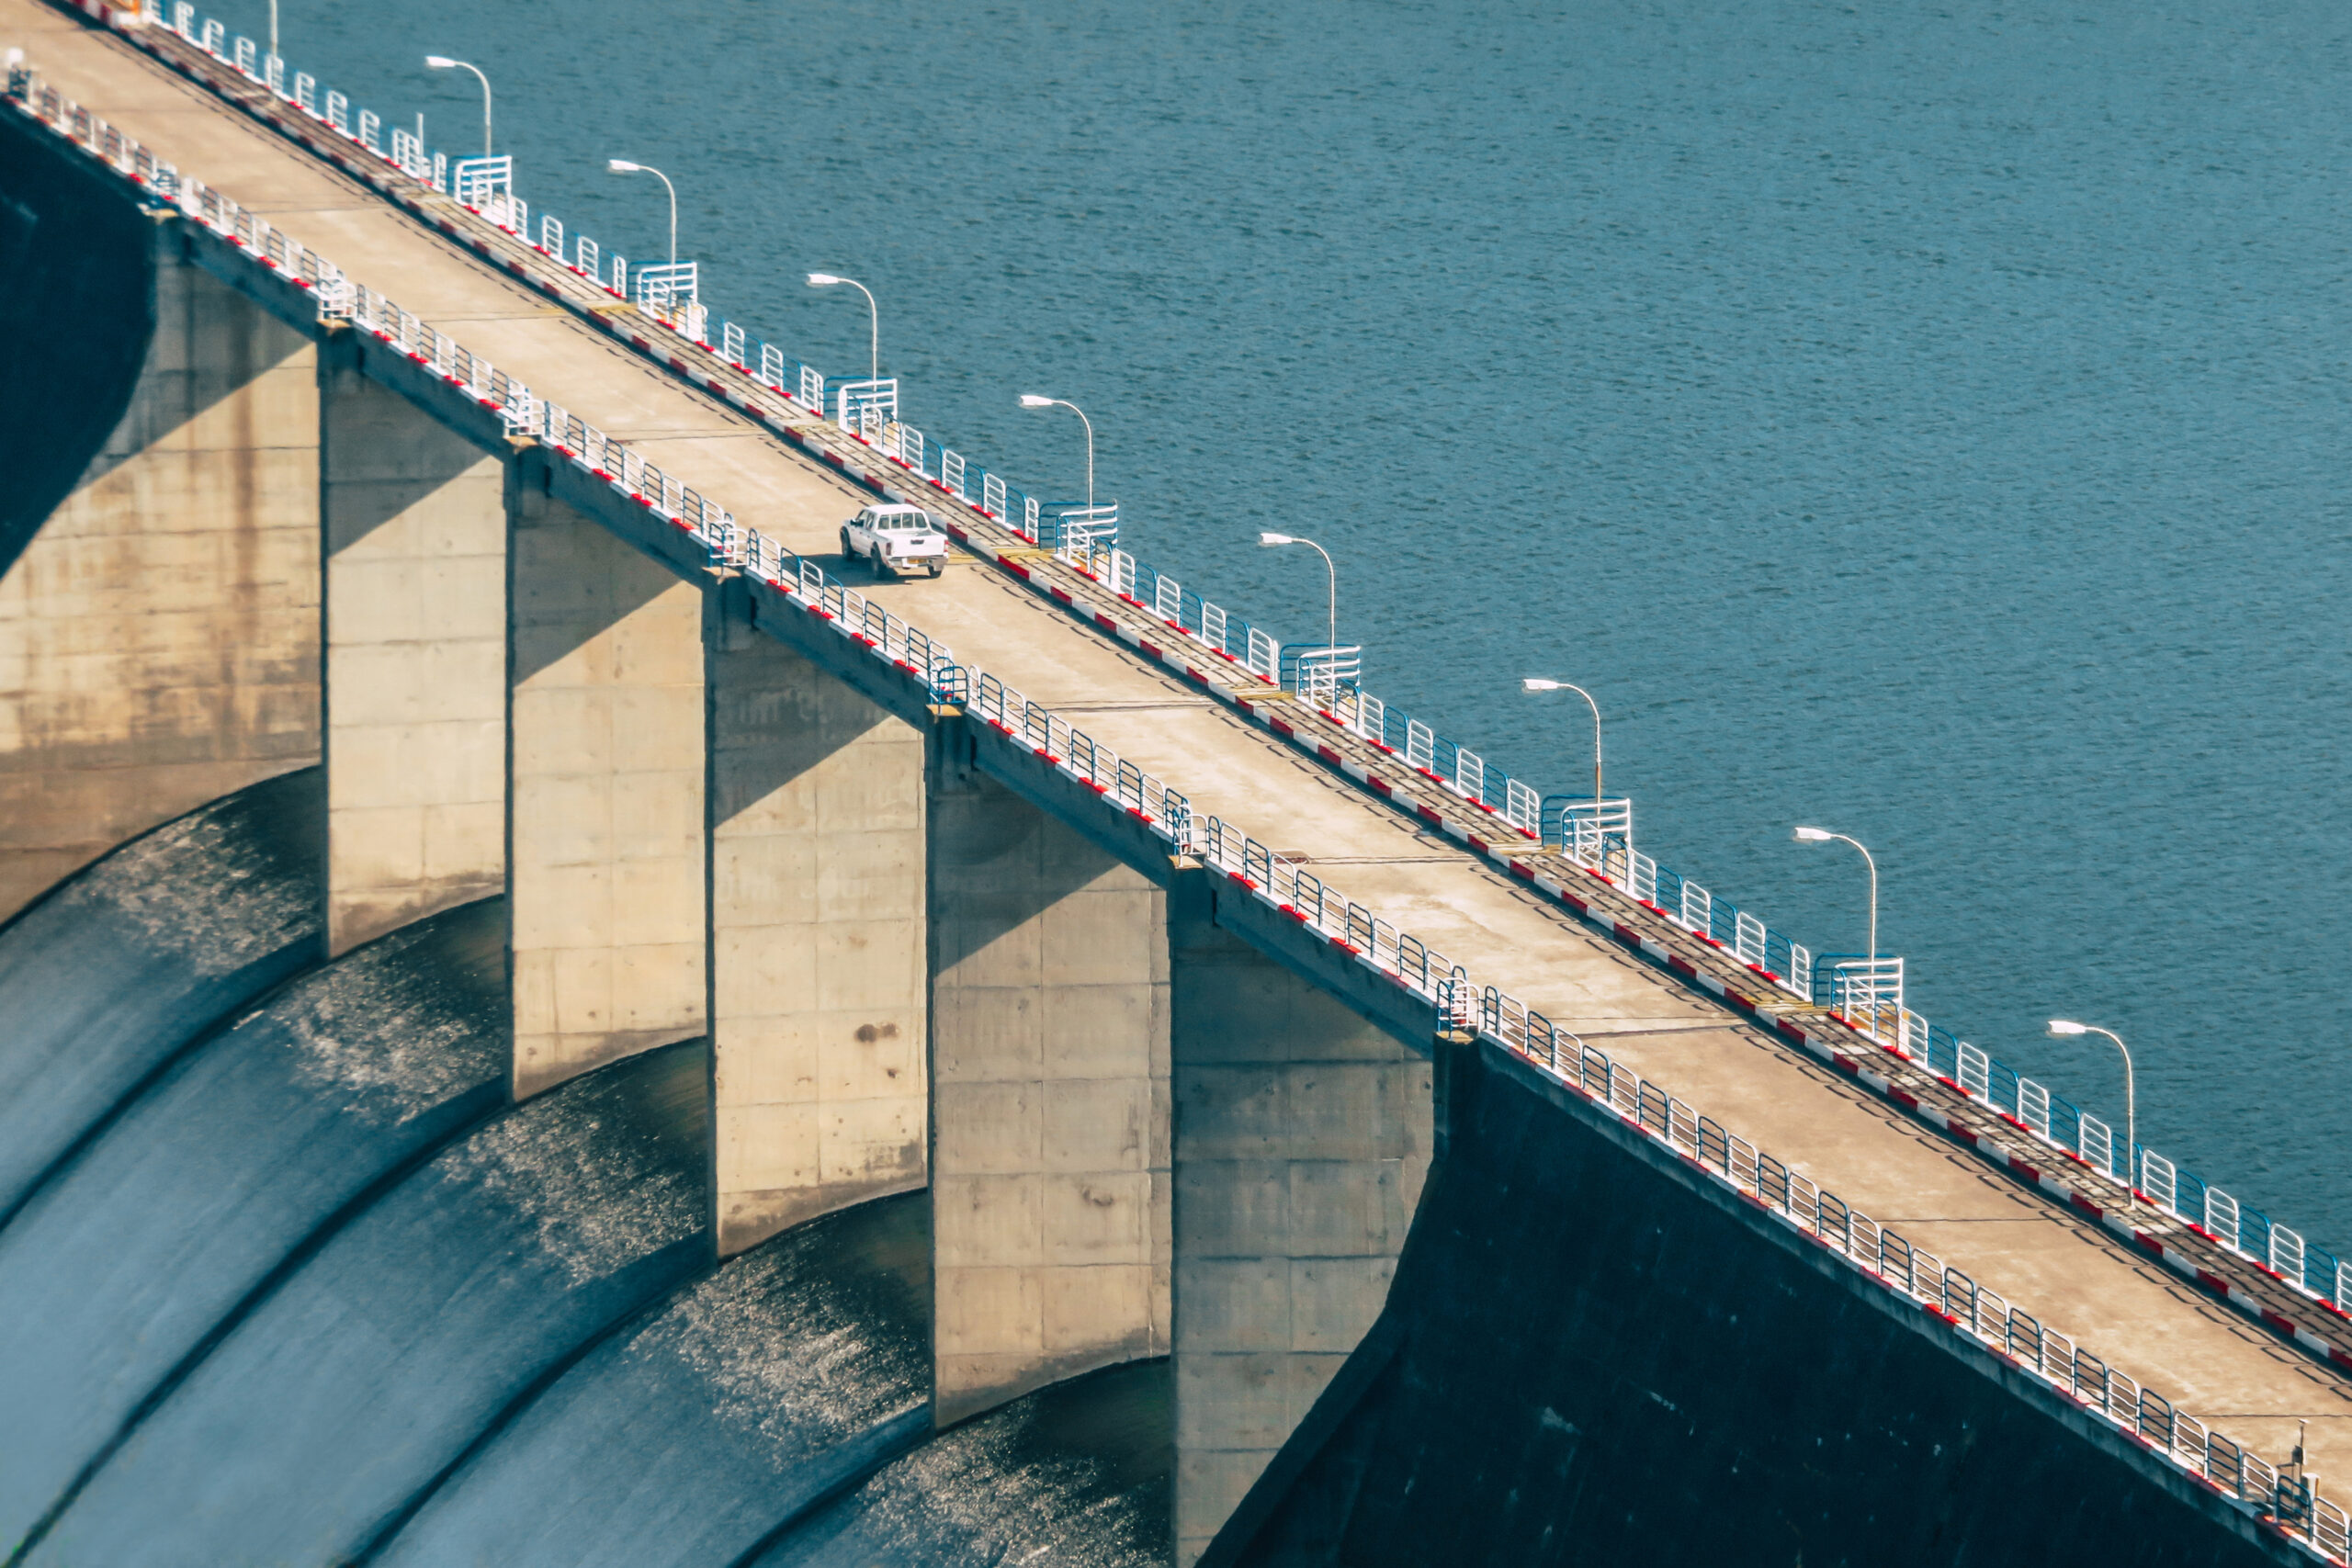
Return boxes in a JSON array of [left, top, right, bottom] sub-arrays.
[[199, 0, 2352, 1242]]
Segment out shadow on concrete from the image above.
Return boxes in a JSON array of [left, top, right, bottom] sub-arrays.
[[929, 763, 1122, 976], [0, 109, 153, 577], [1204, 1039, 2303, 1568], [509, 496, 684, 688]]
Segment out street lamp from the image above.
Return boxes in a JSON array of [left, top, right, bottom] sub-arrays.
[[267, 0, 278, 57], [606, 161, 676, 266], [808, 274, 879, 382], [2049, 1020, 2138, 1189], [1258, 533, 1339, 672], [423, 56, 491, 157], [1521, 679, 1604, 831], [1019, 395, 1095, 516], [1793, 825, 1879, 972]]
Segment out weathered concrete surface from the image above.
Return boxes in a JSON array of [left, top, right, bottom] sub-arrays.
[[0, 121, 318, 920], [705, 581, 927, 1256], [930, 746, 1170, 1427], [320, 333, 506, 954], [1170, 867, 1430, 1565], [508, 466, 705, 1099], [11, 0, 2347, 1491], [1209, 1037, 2307, 1568]]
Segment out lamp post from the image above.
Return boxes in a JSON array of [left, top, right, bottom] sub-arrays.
[[267, 0, 277, 57], [808, 274, 879, 382], [1521, 679, 1604, 837], [1019, 395, 1095, 516], [1793, 824, 1879, 973], [606, 161, 676, 265], [1258, 533, 1339, 674], [2049, 1020, 2137, 1189], [423, 56, 491, 157]]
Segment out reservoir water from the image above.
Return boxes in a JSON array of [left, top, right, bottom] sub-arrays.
[[202, 0, 2352, 1244]]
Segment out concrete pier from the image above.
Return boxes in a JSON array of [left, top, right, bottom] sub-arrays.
[[704, 582, 928, 1256], [507, 466, 706, 1098], [0, 222, 318, 920], [928, 751, 1171, 1427], [1170, 869, 1430, 1564], [319, 334, 506, 955]]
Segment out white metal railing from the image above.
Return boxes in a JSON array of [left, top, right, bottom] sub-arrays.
[[1054, 502, 1119, 554], [631, 260, 696, 309], [25, 44, 2352, 1551], [832, 377, 898, 430], [450, 152, 509, 208]]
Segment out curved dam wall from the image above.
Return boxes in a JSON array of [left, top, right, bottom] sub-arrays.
[[1208, 1036, 2303, 1568]]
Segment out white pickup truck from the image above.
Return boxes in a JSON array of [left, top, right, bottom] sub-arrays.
[[840, 503, 950, 580]]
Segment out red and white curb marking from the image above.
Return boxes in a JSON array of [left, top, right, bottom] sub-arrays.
[[1748, 1013, 2352, 1374]]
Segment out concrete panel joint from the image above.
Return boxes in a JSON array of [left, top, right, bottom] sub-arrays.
[[0, 237, 321, 919], [929, 752, 1172, 1428], [507, 476, 707, 1098], [707, 581, 928, 1255], [322, 341, 508, 953], [1170, 865, 1434, 1564]]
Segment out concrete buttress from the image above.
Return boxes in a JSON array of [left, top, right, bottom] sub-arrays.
[[319, 331, 507, 954], [928, 732, 1171, 1427], [506, 452, 706, 1098], [0, 219, 319, 919], [704, 580, 928, 1257], [1168, 864, 1431, 1564]]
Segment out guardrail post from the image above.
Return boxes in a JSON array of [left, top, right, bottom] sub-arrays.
[[701, 575, 929, 1256]]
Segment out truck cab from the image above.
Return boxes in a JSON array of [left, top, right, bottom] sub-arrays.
[[840, 503, 950, 580]]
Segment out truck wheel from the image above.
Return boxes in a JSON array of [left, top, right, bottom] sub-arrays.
[[929, 562, 944, 579], [840, 528, 854, 562]]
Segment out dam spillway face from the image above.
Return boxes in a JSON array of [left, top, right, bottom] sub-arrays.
[[3, 9, 2344, 1563], [0, 787, 1171, 1565], [0, 770, 325, 1224]]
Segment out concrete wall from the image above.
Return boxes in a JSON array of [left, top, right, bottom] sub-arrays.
[[1205, 1036, 2306, 1568], [0, 226, 320, 921], [928, 747, 1170, 1427], [319, 335, 506, 955], [0, 115, 153, 586], [507, 463, 705, 1099], [1169, 871, 1430, 1566], [705, 582, 928, 1256]]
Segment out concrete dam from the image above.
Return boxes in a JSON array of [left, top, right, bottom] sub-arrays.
[[3, 2, 2350, 1562]]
